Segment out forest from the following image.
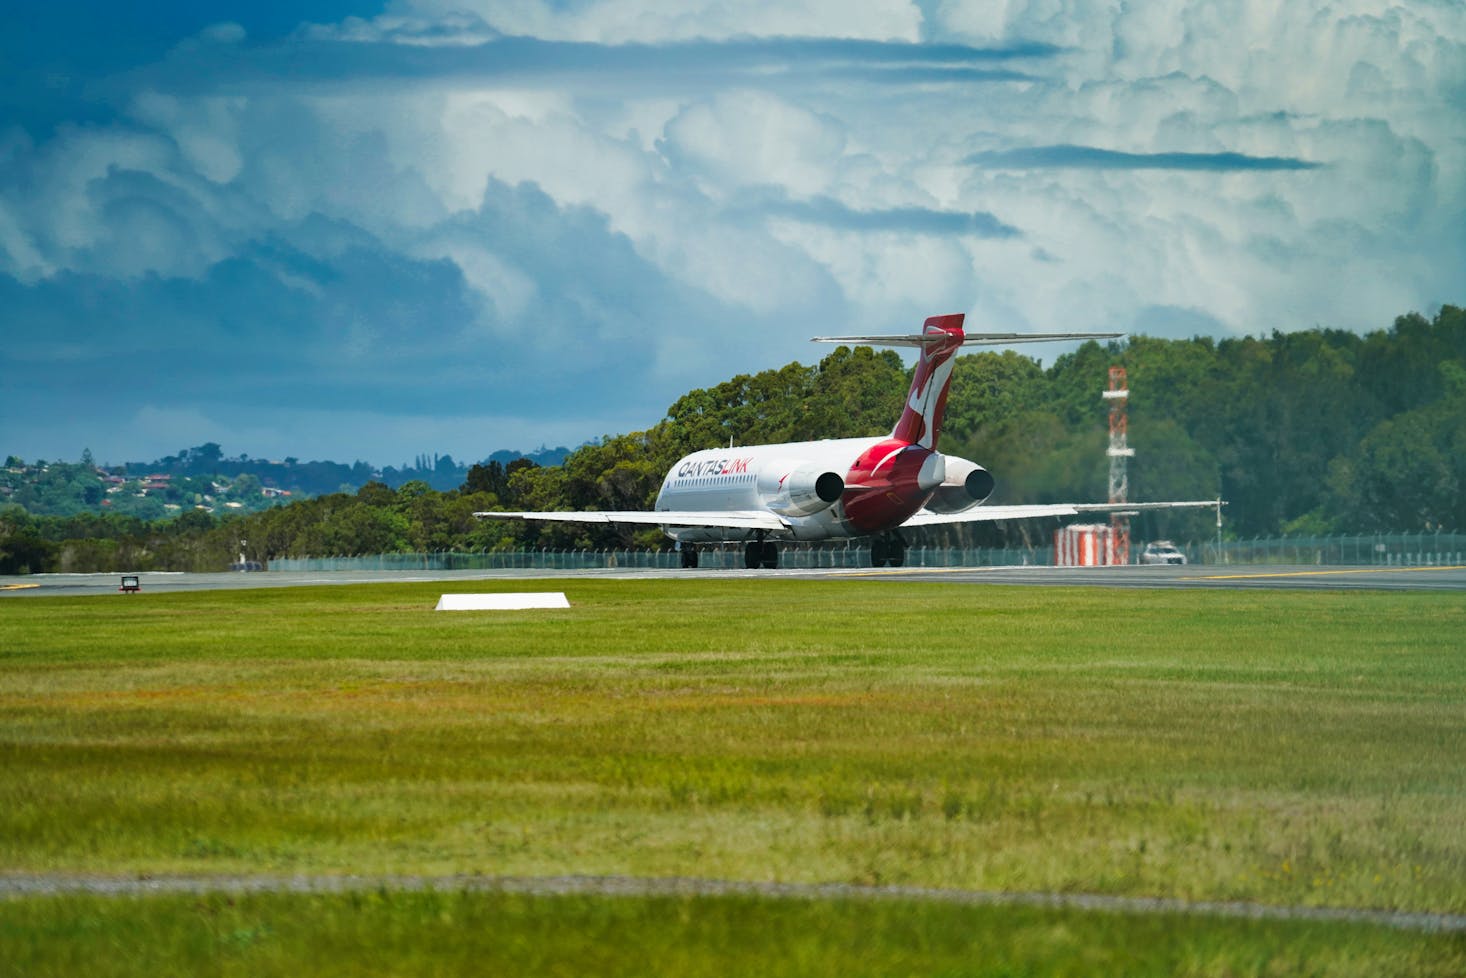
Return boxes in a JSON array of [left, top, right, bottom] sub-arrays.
[[2, 305, 1462, 574]]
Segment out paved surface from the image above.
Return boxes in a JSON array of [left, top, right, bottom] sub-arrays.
[[1, 872, 1462, 933], [4, 563, 1466, 596], [861, 562, 1466, 590]]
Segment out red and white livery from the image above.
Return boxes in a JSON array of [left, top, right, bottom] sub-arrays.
[[477, 314, 1217, 568]]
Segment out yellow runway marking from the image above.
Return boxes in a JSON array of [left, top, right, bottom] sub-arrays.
[[1, 583, 40, 590], [1194, 566, 1466, 581]]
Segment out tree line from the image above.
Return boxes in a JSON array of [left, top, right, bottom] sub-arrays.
[[2, 305, 1460, 574]]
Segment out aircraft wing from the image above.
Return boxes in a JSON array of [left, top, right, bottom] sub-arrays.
[[903, 499, 1221, 527], [474, 510, 790, 530]]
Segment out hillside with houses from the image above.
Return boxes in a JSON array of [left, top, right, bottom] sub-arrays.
[[1, 457, 288, 520], [0, 444, 572, 520]]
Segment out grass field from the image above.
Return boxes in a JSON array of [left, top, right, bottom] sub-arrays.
[[2, 579, 1464, 974]]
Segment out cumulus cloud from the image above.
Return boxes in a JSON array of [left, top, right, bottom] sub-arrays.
[[3, 0, 1463, 465], [660, 91, 848, 196]]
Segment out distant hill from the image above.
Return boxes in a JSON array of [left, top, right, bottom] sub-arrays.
[[1, 444, 574, 518], [115, 444, 574, 495]]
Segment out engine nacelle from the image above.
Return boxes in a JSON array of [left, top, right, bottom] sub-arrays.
[[922, 456, 995, 514], [757, 461, 845, 518]]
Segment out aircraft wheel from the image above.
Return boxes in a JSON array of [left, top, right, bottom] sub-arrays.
[[760, 542, 779, 569], [888, 541, 906, 567], [744, 542, 762, 569], [680, 547, 699, 569], [871, 539, 888, 567]]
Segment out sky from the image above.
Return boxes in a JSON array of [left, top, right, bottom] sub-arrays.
[[3, 2, 1463, 469]]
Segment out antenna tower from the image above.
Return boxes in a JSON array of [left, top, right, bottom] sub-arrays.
[[1103, 366, 1135, 564]]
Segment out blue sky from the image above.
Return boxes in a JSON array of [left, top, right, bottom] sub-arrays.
[[3, 2, 1463, 468]]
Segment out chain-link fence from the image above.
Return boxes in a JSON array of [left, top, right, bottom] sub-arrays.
[[266, 543, 1058, 572], [265, 531, 1463, 572], [1197, 531, 1465, 567]]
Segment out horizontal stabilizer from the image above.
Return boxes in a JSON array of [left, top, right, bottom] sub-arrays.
[[812, 331, 1123, 348]]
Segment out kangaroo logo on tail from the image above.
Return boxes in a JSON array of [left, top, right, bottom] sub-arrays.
[[890, 314, 965, 449]]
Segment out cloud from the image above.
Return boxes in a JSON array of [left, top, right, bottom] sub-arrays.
[[0, 178, 838, 463], [131, 30, 1057, 96], [4, 0, 1464, 466], [1130, 304, 1229, 340], [966, 144, 1322, 171], [742, 194, 1020, 238], [404, 0, 925, 45], [659, 91, 848, 195]]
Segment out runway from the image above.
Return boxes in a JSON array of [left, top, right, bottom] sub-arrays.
[[861, 562, 1466, 591], [4, 563, 1465, 596]]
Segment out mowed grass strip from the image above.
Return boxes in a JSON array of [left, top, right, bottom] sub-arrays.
[[3, 889, 1464, 978], [1, 580, 1463, 914]]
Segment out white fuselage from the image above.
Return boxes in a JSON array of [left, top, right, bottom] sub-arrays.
[[654, 436, 890, 543]]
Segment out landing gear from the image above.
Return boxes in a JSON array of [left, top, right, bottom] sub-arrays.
[[743, 534, 779, 569], [870, 533, 906, 568], [680, 545, 699, 569]]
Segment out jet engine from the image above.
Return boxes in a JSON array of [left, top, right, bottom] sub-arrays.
[[757, 462, 845, 517], [922, 456, 995, 514]]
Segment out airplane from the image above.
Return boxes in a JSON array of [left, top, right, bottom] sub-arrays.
[[475, 313, 1220, 568]]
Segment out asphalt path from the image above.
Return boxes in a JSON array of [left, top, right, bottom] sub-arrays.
[[4, 563, 1465, 596]]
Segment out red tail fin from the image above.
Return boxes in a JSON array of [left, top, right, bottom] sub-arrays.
[[890, 314, 965, 448]]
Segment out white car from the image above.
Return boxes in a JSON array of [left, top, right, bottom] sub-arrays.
[[1141, 541, 1188, 565]]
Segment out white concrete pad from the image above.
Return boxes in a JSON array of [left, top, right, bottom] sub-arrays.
[[435, 592, 570, 611]]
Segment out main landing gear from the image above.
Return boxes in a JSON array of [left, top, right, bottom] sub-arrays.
[[679, 540, 778, 569], [744, 532, 779, 569], [686, 536, 901, 569], [686, 535, 901, 570], [869, 533, 906, 568]]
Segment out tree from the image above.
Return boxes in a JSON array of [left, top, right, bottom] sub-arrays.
[[1128, 419, 1219, 542], [1326, 358, 1466, 531], [0, 509, 58, 574], [356, 481, 395, 507], [462, 461, 508, 500], [7, 303, 1464, 559], [801, 345, 907, 439]]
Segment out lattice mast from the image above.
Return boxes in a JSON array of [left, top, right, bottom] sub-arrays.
[[1102, 366, 1135, 564]]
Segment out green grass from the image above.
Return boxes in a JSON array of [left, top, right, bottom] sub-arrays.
[[2, 579, 1464, 973], [4, 890, 1463, 978]]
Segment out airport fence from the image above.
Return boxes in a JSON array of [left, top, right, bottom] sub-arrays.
[[265, 530, 1464, 572], [1197, 530, 1466, 567], [266, 542, 1057, 572]]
